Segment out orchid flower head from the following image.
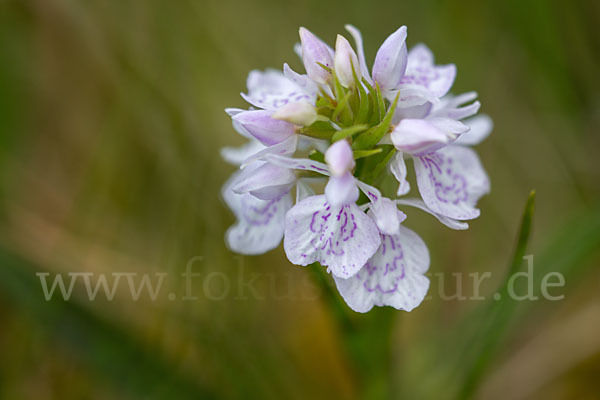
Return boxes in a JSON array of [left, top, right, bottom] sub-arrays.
[[221, 24, 492, 313]]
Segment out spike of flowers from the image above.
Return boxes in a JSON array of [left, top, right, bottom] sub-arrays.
[[221, 25, 492, 313]]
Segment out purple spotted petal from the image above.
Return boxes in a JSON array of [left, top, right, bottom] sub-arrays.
[[398, 44, 456, 103], [299, 27, 334, 84], [389, 152, 411, 196], [414, 145, 490, 220], [232, 110, 296, 146], [333, 225, 430, 313], [372, 26, 408, 92], [242, 69, 315, 111], [284, 195, 381, 278], [453, 115, 493, 146], [222, 171, 292, 255], [232, 161, 296, 200]]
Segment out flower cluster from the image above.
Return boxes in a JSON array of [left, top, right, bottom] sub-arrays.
[[222, 25, 492, 313]]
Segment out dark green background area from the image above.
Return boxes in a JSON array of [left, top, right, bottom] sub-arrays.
[[0, 0, 599, 399]]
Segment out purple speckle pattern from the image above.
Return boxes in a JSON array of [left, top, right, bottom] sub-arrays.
[[223, 169, 293, 255], [414, 146, 489, 221], [308, 202, 357, 255], [333, 226, 431, 313], [357, 235, 406, 294], [419, 152, 468, 205], [283, 195, 381, 279], [400, 65, 439, 90], [241, 194, 284, 226], [243, 70, 316, 111], [398, 45, 455, 99]]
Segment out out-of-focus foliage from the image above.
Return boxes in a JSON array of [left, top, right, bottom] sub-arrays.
[[0, 0, 599, 399]]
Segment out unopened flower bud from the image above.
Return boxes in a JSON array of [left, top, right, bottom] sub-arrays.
[[299, 27, 333, 84], [272, 102, 317, 126], [334, 34, 360, 88], [372, 26, 408, 92], [232, 110, 296, 146], [325, 140, 355, 177]]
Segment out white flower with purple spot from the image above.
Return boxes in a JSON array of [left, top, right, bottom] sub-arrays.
[[221, 24, 492, 313]]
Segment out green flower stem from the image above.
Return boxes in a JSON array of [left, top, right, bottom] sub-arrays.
[[309, 263, 397, 399]]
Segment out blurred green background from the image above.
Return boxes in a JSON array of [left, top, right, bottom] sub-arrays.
[[1, 0, 599, 399]]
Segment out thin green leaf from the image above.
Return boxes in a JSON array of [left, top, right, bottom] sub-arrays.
[[299, 121, 336, 140], [353, 69, 370, 125], [458, 191, 536, 399], [331, 124, 368, 142], [353, 148, 383, 159], [375, 82, 386, 121], [332, 91, 352, 123]]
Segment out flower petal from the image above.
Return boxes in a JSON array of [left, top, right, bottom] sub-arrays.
[[232, 161, 296, 200], [221, 140, 266, 166], [355, 181, 405, 235], [399, 44, 456, 101], [226, 108, 254, 139], [284, 195, 381, 278], [453, 114, 493, 146], [344, 24, 372, 83], [241, 135, 298, 167], [392, 102, 432, 123], [325, 139, 354, 176], [325, 173, 359, 207], [395, 198, 468, 230], [391, 118, 452, 155], [241, 69, 315, 111], [232, 110, 296, 146], [263, 154, 330, 176], [222, 171, 292, 255], [389, 152, 411, 196], [372, 26, 408, 92], [299, 27, 334, 84], [431, 91, 480, 120], [334, 34, 360, 87], [414, 146, 490, 220], [272, 101, 318, 126], [283, 63, 319, 97], [334, 225, 430, 313], [296, 179, 315, 203]]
